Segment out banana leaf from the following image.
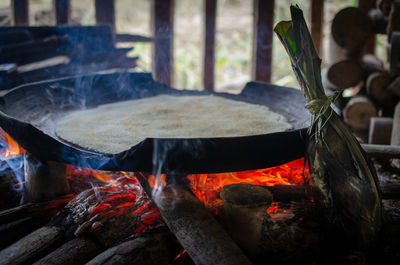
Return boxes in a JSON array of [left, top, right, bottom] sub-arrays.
[[274, 5, 383, 248]]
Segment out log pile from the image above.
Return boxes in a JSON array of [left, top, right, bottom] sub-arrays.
[[325, 3, 400, 139]]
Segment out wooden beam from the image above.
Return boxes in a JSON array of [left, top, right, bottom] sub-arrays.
[[310, 0, 324, 57], [54, 0, 70, 25], [358, 0, 376, 54], [95, 0, 115, 31], [12, 0, 29, 26], [252, 0, 274, 83], [203, 0, 217, 91], [152, 0, 174, 86]]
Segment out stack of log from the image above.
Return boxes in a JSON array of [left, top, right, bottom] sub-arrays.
[[325, 2, 400, 138]]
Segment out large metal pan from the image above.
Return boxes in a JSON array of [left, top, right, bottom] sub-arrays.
[[0, 72, 310, 174]]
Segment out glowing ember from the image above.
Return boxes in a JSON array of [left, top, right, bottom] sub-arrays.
[[0, 128, 25, 159], [187, 158, 309, 210]]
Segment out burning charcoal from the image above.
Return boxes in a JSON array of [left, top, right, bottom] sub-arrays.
[[32, 236, 102, 265], [219, 184, 273, 258], [86, 230, 175, 265]]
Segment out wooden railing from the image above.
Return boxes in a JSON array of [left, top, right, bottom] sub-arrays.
[[9, 0, 375, 90]]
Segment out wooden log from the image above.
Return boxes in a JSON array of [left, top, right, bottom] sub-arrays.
[[361, 54, 384, 78], [23, 152, 70, 203], [11, 0, 28, 26], [95, 0, 115, 31], [152, 0, 174, 86], [86, 231, 174, 265], [358, 0, 377, 54], [389, 31, 400, 76], [115, 34, 153, 43], [368, 8, 388, 34], [203, 0, 217, 91], [361, 143, 400, 159], [366, 71, 392, 103], [33, 237, 103, 265], [252, 0, 274, 83], [387, 76, 400, 96], [326, 60, 363, 90], [220, 184, 273, 259], [368, 117, 393, 144], [138, 177, 253, 265], [343, 96, 378, 131], [54, 0, 70, 25], [330, 7, 371, 60], [0, 226, 65, 265], [391, 102, 400, 167], [310, 0, 324, 57]]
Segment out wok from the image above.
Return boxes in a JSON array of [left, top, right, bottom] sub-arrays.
[[0, 72, 310, 174]]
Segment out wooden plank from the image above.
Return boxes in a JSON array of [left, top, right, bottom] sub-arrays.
[[12, 0, 29, 26], [310, 0, 324, 57], [358, 0, 376, 54], [54, 0, 70, 25], [152, 0, 174, 86], [203, 0, 217, 91], [252, 0, 274, 83], [95, 0, 115, 31]]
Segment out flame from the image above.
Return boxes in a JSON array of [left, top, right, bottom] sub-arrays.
[[187, 158, 309, 210], [0, 128, 25, 159]]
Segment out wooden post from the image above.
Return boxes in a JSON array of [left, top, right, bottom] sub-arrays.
[[54, 0, 70, 25], [252, 0, 274, 83], [310, 0, 324, 57], [358, 0, 376, 54], [203, 0, 217, 91], [95, 0, 115, 31], [152, 0, 174, 86], [12, 0, 29, 26]]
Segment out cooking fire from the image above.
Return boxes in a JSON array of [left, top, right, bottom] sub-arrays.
[[1, 3, 400, 265]]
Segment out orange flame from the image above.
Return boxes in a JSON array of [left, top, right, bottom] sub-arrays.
[[0, 128, 25, 159], [187, 158, 309, 210]]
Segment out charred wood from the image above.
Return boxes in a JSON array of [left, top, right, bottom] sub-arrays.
[[86, 230, 175, 265], [32, 236, 103, 265], [135, 174, 253, 265], [0, 226, 65, 265], [23, 151, 70, 203]]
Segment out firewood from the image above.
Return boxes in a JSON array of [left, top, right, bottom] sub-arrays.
[[391, 102, 400, 167], [219, 184, 273, 258], [32, 237, 103, 265], [361, 54, 384, 78], [136, 175, 253, 265], [343, 96, 378, 131], [23, 151, 70, 203], [326, 60, 363, 90], [86, 231, 174, 265], [361, 143, 400, 159], [387, 76, 400, 96], [389, 32, 400, 76], [0, 226, 65, 265], [368, 117, 394, 144], [368, 8, 389, 34], [366, 72, 392, 103], [330, 7, 371, 60]]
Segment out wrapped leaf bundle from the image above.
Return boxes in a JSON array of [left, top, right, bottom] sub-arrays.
[[274, 6, 383, 249]]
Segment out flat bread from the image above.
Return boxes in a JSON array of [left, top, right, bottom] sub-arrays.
[[55, 95, 292, 154]]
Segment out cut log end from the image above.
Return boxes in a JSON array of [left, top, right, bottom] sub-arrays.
[[366, 72, 392, 103], [327, 60, 363, 89], [343, 96, 378, 131]]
